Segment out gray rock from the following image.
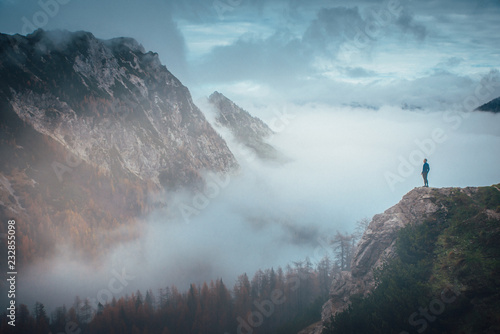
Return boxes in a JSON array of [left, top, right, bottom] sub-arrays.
[[0, 30, 238, 189], [303, 186, 479, 334]]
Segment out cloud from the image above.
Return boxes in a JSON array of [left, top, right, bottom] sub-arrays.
[[190, 29, 310, 85], [303, 6, 365, 55], [338, 66, 378, 78], [2, 0, 498, 106], [188, 2, 436, 100], [168, 0, 286, 24], [0, 0, 18, 6], [437, 56, 464, 69], [188, 6, 386, 89], [394, 9, 427, 40], [15, 100, 500, 312], [171, 0, 222, 23]]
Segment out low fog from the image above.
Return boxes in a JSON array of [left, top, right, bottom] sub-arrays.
[[0, 0, 499, 321], [15, 101, 500, 312]]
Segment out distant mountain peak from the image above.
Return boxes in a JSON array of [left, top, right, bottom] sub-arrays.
[[104, 36, 146, 54], [476, 95, 500, 113], [1, 30, 237, 187], [208, 91, 286, 161], [209, 91, 271, 131]]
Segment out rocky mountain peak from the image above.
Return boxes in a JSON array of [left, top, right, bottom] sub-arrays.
[[476, 95, 500, 113], [0, 30, 238, 264], [0, 29, 237, 188], [208, 91, 274, 137], [208, 91, 285, 161]]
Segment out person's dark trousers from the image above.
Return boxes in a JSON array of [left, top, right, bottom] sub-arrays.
[[422, 172, 429, 187]]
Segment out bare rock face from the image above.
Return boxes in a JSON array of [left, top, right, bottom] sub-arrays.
[[325, 188, 445, 320], [0, 29, 238, 264], [207, 91, 285, 161], [476, 95, 500, 113], [351, 187, 442, 277], [0, 29, 237, 189], [302, 186, 477, 334]]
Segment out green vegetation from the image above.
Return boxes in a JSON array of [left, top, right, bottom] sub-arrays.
[[324, 185, 500, 334]]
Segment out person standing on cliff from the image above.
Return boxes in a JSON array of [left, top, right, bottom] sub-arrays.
[[421, 159, 430, 187]]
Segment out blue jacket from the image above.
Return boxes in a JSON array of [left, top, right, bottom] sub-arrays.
[[423, 162, 430, 173]]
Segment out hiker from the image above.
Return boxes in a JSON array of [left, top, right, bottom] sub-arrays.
[[421, 159, 430, 187]]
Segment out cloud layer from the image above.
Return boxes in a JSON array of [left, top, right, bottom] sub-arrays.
[[15, 102, 500, 311], [1, 0, 499, 105]]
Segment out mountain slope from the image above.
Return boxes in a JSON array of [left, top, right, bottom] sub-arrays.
[[207, 91, 283, 161], [0, 29, 237, 265], [0, 29, 237, 187], [301, 185, 500, 334], [476, 96, 500, 113]]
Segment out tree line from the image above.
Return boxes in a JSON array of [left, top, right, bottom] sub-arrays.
[[1, 221, 370, 334]]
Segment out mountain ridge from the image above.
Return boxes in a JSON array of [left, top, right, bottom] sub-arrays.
[[0, 29, 237, 186], [0, 29, 237, 265], [207, 91, 285, 161], [476, 95, 500, 113]]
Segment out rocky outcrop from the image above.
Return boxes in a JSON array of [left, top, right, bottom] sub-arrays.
[[301, 186, 478, 334], [207, 91, 284, 161]]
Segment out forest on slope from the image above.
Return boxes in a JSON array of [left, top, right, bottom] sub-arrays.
[[0, 222, 367, 334], [0, 257, 334, 333]]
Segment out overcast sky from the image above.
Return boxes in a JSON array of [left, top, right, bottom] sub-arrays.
[[1, 0, 500, 106]]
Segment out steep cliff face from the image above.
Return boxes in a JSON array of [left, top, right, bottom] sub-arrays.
[[207, 91, 283, 161], [301, 185, 500, 334], [325, 187, 444, 318], [0, 29, 237, 265], [0, 29, 237, 188]]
